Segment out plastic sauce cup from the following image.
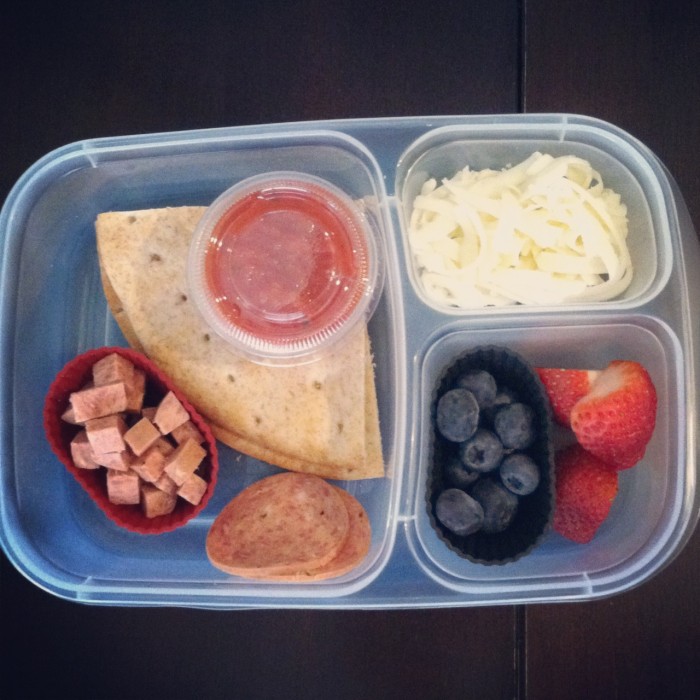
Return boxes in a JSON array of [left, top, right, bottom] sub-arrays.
[[188, 172, 383, 364]]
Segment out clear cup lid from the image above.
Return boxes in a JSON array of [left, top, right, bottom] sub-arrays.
[[187, 171, 384, 365]]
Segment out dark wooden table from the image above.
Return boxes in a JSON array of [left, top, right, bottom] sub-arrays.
[[3, 2, 700, 698]]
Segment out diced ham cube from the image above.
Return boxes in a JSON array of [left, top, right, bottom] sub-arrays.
[[70, 382, 128, 422], [153, 391, 189, 434], [151, 436, 175, 456], [124, 369, 146, 413], [60, 352, 213, 522], [177, 472, 208, 505], [86, 414, 128, 456], [154, 471, 179, 496], [70, 430, 100, 469], [98, 450, 134, 472], [171, 420, 205, 445], [92, 353, 135, 386], [141, 483, 177, 518], [163, 438, 207, 485], [62, 405, 83, 425], [131, 444, 168, 483], [124, 416, 161, 456], [106, 469, 141, 505], [141, 406, 158, 422]]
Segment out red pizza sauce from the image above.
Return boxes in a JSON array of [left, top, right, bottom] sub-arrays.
[[202, 176, 371, 348]]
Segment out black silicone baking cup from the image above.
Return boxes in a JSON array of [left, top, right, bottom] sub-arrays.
[[426, 344, 555, 565]]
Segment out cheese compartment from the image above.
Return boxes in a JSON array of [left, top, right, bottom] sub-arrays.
[[394, 121, 674, 314]]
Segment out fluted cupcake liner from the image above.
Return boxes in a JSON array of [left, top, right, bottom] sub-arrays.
[[426, 344, 555, 565], [43, 346, 219, 535]]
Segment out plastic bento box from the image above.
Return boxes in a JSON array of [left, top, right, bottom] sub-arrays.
[[1, 114, 699, 608]]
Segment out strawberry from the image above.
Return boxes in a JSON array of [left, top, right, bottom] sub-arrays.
[[553, 443, 619, 544], [570, 360, 657, 469], [536, 367, 600, 427]]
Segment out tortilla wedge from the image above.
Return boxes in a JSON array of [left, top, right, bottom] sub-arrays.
[[95, 207, 383, 480]]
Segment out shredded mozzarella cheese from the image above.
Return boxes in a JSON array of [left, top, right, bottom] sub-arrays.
[[407, 152, 632, 307]]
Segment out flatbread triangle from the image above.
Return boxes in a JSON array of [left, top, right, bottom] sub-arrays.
[[95, 207, 383, 480]]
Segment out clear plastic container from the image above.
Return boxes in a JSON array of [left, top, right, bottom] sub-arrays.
[[1, 114, 698, 608], [395, 122, 673, 314], [188, 170, 384, 365], [410, 319, 684, 598]]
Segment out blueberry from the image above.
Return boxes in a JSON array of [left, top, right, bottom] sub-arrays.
[[444, 456, 481, 489], [482, 387, 518, 425], [459, 428, 504, 473], [499, 453, 540, 495], [436, 388, 480, 442], [470, 478, 519, 533], [493, 402, 535, 450], [455, 370, 497, 410], [435, 488, 484, 536]]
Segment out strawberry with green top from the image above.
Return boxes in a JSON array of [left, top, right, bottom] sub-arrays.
[[553, 443, 619, 544]]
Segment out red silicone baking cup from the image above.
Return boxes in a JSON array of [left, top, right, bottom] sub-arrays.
[[43, 346, 219, 535]]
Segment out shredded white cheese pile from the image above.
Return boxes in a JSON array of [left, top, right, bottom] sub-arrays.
[[407, 152, 632, 307]]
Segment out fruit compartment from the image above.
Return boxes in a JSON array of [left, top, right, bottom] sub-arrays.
[[405, 317, 684, 596]]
